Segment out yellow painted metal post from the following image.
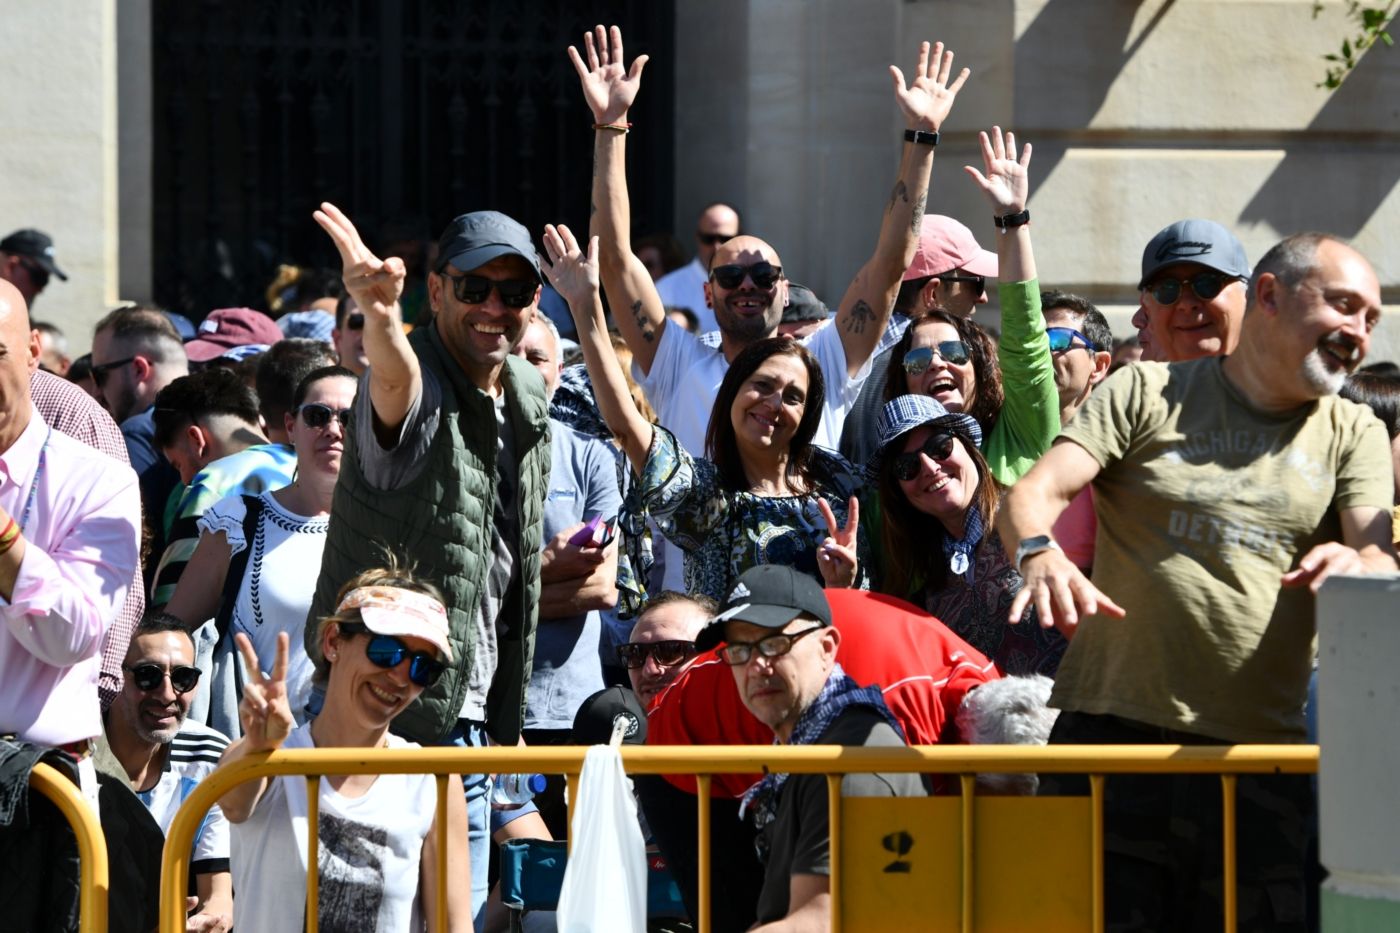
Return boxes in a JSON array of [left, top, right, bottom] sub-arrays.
[[435, 774, 448, 932], [31, 763, 109, 933], [696, 774, 712, 933], [306, 775, 320, 933], [1090, 774, 1105, 933], [960, 774, 975, 933], [827, 774, 843, 933], [1222, 774, 1237, 933]]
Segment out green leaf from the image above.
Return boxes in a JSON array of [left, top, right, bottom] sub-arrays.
[[1383, 31, 1396, 46], [1344, 38, 1354, 56]]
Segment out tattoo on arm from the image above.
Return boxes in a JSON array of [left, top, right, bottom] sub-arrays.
[[910, 188, 928, 235], [888, 180, 909, 213], [844, 299, 875, 335], [632, 300, 655, 343]]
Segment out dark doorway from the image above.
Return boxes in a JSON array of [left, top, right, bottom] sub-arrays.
[[152, 1, 675, 318]]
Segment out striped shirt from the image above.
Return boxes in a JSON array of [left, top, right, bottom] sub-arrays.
[[134, 720, 232, 875]]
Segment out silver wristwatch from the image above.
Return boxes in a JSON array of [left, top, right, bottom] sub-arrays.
[[1014, 535, 1061, 574]]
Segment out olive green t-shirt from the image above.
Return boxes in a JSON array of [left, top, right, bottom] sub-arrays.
[[1053, 357, 1392, 742]]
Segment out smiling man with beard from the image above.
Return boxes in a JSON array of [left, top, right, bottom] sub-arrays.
[[997, 232, 1396, 932]]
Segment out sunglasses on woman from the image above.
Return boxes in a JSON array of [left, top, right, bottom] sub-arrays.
[[710, 261, 783, 290], [616, 639, 696, 670], [298, 403, 352, 429], [902, 341, 971, 374], [124, 662, 202, 695], [441, 272, 537, 308], [339, 622, 446, 687], [1145, 271, 1238, 306], [1046, 327, 1099, 353], [891, 431, 957, 482]]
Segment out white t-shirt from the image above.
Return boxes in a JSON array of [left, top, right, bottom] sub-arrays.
[[134, 720, 231, 876], [198, 491, 328, 722], [230, 724, 438, 933], [635, 318, 870, 460], [655, 258, 715, 333]]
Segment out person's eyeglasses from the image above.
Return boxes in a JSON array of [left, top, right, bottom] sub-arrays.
[[20, 260, 50, 291], [441, 272, 536, 308], [697, 232, 734, 247], [902, 341, 971, 374], [356, 632, 447, 687], [720, 626, 824, 665], [1046, 327, 1099, 353], [710, 262, 783, 291], [297, 403, 352, 429], [345, 312, 365, 331], [891, 431, 958, 481], [90, 356, 137, 388], [1145, 271, 1237, 306], [616, 640, 696, 670], [938, 272, 986, 295], [124, 662, 202, 695]]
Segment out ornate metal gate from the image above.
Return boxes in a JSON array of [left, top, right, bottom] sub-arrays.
[[152, 0, 675, 317]]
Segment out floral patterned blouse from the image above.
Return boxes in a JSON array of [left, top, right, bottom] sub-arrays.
[[641, 426, 871, 602]]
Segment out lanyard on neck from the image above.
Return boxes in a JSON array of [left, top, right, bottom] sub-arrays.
[[18, 426, 52, 534]]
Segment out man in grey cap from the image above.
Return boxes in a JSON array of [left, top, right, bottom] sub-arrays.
[[1129, 219, 1251, 362], [310, 202, 552, 925], [0, 229, 68, 306], [695, 564, 924, 930]]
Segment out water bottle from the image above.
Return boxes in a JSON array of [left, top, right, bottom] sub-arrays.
[[490, 772, 547, 810]]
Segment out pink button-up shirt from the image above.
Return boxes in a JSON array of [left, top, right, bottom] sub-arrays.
[[0, 405, 140, 745]]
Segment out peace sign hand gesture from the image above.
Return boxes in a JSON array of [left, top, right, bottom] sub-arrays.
[[236, 632, 294, 753], [313, 202, 406, 326], [816, 496, 861, 589], [964, 126, 1031, 215], [889, 41, 970, 133], [568, 24, 649, 125]]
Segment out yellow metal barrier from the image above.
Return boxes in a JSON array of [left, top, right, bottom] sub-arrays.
[[160, 744, 1318, 933], [30, 762, 109, 933]]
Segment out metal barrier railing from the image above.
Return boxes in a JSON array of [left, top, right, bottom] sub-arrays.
[[160, 744, 1319, 933], [30, 762, 109, 933]]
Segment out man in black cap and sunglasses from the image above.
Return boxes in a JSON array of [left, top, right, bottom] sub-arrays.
[[99, 612, 233, 930], [0, 228, 67, 307], [1129, 218, 1251, 363]]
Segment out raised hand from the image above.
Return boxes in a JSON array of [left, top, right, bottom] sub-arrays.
[[541, 224, 601, 314], [816, 496, 860, 588], [568, 24, 649, 125], [964, 127, 1031, 215], [313, 202, 406, 324], [889, 41, 970, 133], [236, 632, 294, 753]]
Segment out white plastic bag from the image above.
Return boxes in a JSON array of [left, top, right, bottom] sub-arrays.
[[555, 745, 647, 932]]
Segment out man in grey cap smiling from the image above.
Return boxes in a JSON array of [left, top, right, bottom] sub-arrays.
[[695, 564, 924, 930], [1129, 218, 1251, 362], [310, 202, 552, 925], [0, 228, 68, 306]]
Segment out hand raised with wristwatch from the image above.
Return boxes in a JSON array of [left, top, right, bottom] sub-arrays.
[[964, 125, 1031, 234]]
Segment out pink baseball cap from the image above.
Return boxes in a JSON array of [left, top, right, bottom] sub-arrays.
[[185, 308, 284, 362], [903, 215, 999, 281]]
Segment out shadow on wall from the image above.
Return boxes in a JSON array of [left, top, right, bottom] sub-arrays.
[[1012, 0, 1166, 194], [1240, 46, 1400, 239]]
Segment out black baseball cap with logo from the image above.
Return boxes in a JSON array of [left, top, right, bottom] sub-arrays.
[[571, 685, 648, 745], [434, 211, 542, 283], [0, 229, 68, 281], [694, 564, 832, 653]]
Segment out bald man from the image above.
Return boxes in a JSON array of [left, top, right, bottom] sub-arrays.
[[0, 280, 141, 757]]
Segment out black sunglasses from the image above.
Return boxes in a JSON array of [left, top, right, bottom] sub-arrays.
[[697, 232, 734, 247], [710, 262, 783, 290], [1145, 271, 1238, 306], [345, 312, 365, 331], [338, 622, 446, 687], [124, 662, 202, 695], [297, 402, 352, 430], [90, 356, 137, 388], [902, 341, 971, 374], [891, 431, 957, 482], [720, 626, 824, 666], [441, 272, 536, 308], [616, 639, 696, 670], [1046, 326, 1099, 353], [938, 272, 986, 295]]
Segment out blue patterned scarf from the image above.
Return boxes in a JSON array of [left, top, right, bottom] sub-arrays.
[[941, 502, 984, 584], [740, 662, 904, 858]]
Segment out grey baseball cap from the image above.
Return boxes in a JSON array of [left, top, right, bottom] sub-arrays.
[[1138, 219, 1250, 289], [435, 211, 542, 283]]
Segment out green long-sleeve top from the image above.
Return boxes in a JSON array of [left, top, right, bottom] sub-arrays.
[[983, 278, 1060, 485]]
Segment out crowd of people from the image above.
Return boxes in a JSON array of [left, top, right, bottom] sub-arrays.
[[0, 22, 1396, 933]]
